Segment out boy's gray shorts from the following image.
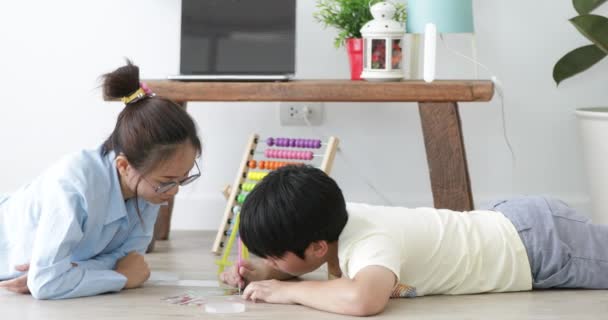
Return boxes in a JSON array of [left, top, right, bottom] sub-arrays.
[[486, 195, 608, 289]]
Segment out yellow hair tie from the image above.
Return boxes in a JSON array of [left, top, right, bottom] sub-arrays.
[[121, 88, 146, 104]]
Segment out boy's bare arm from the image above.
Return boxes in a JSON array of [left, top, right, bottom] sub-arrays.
[[243, 265, 396, 316]]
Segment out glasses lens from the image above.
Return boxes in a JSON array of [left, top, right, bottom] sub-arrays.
[[179, 174, 200, 187], [153, 163, 200, 194], [156, 182, 178, 194]]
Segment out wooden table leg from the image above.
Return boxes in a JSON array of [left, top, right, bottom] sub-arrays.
[[155, 197, 174, 240], [419, 102, 474, 211], [146, 197, 174, 253]]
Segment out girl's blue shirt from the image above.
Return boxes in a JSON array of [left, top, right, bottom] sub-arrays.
[[0, 146, 160, 299]]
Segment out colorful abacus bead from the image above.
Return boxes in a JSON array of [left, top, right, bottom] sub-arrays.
[[266, 137, 322, 149], [248, 160, 256, 169], [237, 193, 247, 204], [232, 206, 241, 214], [300, 151, 314, 160], [247, 171, 268, 181], [241, 182, 256, 192], [264, 149, 314, 160], [265, 161, 272, 170], [266, 137, 275, 146], [265, 161, 299, 169]]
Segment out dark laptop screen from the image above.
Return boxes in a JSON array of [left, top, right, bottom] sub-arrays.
[[180, 0, 296, 75]]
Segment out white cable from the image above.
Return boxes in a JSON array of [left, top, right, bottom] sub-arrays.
[[439, 34, 516, 169], [301, 107, 394, 206], [439, 34, 492, 75]]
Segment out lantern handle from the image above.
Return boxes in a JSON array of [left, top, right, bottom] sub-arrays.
[[369, 0, 398, 10], [368, 0, 399, 19]]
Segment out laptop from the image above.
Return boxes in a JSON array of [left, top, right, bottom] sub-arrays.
[[169, 0, 296, 81]]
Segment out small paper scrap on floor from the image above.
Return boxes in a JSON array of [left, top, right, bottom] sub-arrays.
[[162, 288, 241, 307], [204, 302, 246, 314], [162, 293, 206, 307]]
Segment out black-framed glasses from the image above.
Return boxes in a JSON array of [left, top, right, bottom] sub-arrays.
[[142, 161, 201, 194]]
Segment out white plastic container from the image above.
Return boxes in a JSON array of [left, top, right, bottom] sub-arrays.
[[576, 107, 608, 224], [204, 302, 246, 314]]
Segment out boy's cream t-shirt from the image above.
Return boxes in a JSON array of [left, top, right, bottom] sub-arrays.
[[337, 203, 532, 297]]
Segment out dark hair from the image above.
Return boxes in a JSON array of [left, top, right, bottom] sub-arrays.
[[101, 60, 202, 224], [101, 59, 202, 173], [239, 165, 348, 259]]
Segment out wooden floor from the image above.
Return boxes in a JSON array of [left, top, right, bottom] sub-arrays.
[[2, 231, 608, 319]]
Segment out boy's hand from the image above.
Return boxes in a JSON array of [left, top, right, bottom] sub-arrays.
[[114, 252, 150, 289], [0, 264, 30, 294], [242, 279, 295, 304], [219, 260, 265, 288]]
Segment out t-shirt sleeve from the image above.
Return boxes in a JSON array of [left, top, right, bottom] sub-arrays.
[[343, 234, 402, 282]]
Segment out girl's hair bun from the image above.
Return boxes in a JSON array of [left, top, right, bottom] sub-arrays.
[[102, 59, 140, 100]]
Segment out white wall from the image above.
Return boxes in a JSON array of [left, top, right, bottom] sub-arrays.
[[1, 0, 607, 229]]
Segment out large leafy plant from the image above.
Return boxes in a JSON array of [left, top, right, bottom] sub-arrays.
[[314, 0, 407, 48], [553, 0, 608, 85]]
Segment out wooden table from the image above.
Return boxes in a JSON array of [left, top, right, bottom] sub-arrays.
[[138, 80, 494, 242]]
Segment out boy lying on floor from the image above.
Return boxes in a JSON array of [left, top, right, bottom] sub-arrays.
[[220, 165, 608, 316]]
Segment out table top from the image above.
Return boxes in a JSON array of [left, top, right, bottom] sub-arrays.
[[136, 79, 494, 103]]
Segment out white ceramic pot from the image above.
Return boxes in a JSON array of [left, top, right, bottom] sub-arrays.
[[576, 107, 608, 224]]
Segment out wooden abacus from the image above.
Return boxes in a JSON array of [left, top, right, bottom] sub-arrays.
[[213, 134, 339, 272]]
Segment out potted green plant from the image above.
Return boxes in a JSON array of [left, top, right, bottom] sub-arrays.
[[314, 0, 406, 80], [553, 0, 608, 222]]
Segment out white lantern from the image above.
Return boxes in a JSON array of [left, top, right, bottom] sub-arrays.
[[360, 1, 406, 81]]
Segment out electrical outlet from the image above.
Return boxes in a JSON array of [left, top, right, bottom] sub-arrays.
[[279, 102, 324, 126]]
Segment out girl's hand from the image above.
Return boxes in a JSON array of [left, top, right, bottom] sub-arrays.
[[114, 252, 150, 289], [0, 264, 30, 294]]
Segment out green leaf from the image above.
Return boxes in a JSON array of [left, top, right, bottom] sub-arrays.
[[573, 0, 607, 14], [570, 14, 608, 53], [553, 44, 607, 85]]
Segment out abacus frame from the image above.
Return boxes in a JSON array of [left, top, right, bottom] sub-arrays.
[[212, 133, 339, 256]]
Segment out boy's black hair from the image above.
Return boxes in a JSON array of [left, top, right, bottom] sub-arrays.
[[239, 165, 348, 259]]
